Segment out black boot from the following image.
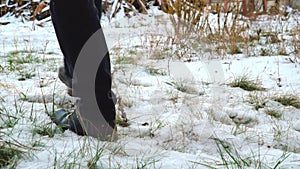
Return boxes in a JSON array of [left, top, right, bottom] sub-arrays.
[[50, 109, 86, 136]]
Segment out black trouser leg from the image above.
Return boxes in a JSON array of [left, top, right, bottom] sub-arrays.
[[94, 0, 102, 19], [50, 0, 116, 124], [95, 52, 116, 123]]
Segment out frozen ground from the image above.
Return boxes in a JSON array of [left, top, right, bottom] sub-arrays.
[[0, 6, 300, 169]]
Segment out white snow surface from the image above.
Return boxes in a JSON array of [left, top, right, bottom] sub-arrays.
[[0, 7, 300, 169]]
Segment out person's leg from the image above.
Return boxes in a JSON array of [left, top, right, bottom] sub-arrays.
[[94, 0, 102, 19], [50, 0, 100, 77], [55, 0, 102, 91], [50, 0, 116, 137], [95, 52, 116, 126]]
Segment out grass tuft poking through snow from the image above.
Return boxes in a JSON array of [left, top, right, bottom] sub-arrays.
[[0, 131, 31, 168], [229, 76, 266, 91], [247, 93, 268, 110], [0, 146, 22, 168], [272, 94, 300, 109]]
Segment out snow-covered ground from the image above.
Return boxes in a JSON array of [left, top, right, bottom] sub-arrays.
[[0, 6, 300, 169]]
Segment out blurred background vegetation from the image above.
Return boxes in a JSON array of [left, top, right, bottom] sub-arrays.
[[0, 0, 299, 22]]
